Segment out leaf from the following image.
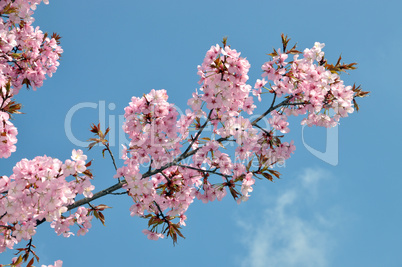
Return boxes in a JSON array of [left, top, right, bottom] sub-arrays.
[[88, 138, 101, 142], [175, 227, 185, 239], [268, 169, 281, 179], [104, 127, 110, 137], [98, 211, 106, 226], [31, 250, 39, 262], [1, 3, 18, 15], [148, 216, 157, 227], [6, 101, 23, 115], [87, 142, 96, 151], [142, 214, 152, 219], [51, 32, 62, 45], [23, 252, 29, 261], [22, 78, 31, 89], [267, 47, 278, 57], [171, 223, 185, 239], [229, 187, 240, 199], [95, 204, 112, 211], [352, 84, 369, 98], [222, 36, 228, 47], [262, 172, 273, 182], [14, 255, 23, 265], [336, 54, 342, 66], [89, 123, 100, 134], [281, 33, 291, 52], [217, 141, 225, 148], [325, 54, 358, 74], [353, 99, 359, 112], [287, 43, 301, 55], [246, 158, 253, 172], [82, 169, 93, 179], [26, 257, 34, 267]]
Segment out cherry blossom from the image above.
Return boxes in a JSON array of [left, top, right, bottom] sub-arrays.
[[0, 1, 368, 264], [0, 0, 62, 158]]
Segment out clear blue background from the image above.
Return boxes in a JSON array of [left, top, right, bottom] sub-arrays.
[[1, 0, 401, 266]]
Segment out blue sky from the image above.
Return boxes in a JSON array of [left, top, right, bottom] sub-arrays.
[[1, 0, 402, 266]]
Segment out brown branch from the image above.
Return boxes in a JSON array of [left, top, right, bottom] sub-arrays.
[[104, 144, 118, 171], [182, 109, 213, 156], [175, 164, 232, 179], [35, 95, 297, 228], [251, 95, 293, 126]]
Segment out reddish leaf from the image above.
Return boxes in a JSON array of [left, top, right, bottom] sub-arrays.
[[95, 204, 112, 211], [85, 160, 93, 167], [262, 172, 273, 182], [98, 211, 105, 226], [27, 257, 34, 267], [104, 127, 110, 137], [268, 169, 281, 179]]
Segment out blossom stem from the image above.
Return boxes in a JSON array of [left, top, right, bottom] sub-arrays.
[[175, 164, 232, 178]]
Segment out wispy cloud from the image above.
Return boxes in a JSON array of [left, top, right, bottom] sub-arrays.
[[237, 168, 340, 267]]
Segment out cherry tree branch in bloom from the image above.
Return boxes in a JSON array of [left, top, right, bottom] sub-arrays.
[[37, 35, 369, 248], [52, 35, 368, 248], [0, 5, 369, 263]]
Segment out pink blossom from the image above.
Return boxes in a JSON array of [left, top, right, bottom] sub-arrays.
[[142, 229, 164, 240], [41, 260, 63, 267]]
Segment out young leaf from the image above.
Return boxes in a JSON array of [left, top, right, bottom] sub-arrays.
[[262, 172, 273, 182], [26, 257, 34, 267], [98, 211, 106, 226], [95, 204, 112, 211], [268, 169, 281, 179]]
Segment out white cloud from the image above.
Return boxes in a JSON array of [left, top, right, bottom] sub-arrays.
[[237, 168, 339, 267]]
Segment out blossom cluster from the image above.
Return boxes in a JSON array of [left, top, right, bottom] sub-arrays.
[[0, 150, 94, 253], [0, 0, 62, 158], [0, 0, 49, 25], [112, 44, 288, 241], [122, 89, 193, 170], [194, 44, 255, 116], [0, 111, 18, 158], [260, 42, 355, 128], [117, 89, 198, 239], [111, 38, 365, 242]]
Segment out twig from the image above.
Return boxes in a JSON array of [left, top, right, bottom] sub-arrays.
[[176, 164, 232, 179], [182, 109, 213, 156], [153, 201, 168, 223], [104, 144, 118, 171], [159, 171, 171, 182], [251, 96, 292, 126], [254, 124, 271, 135], [109, 191, 127, 195]]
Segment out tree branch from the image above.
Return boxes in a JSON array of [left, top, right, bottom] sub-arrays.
[[104, 144, 118, 171], [35, 96, 297, 228], [175, 164, 232, 179], [251, 95, 292, 126], [182, 109, 213, 156]]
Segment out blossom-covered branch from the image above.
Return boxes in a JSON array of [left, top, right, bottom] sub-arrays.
[[0, 1, 369, 265]]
